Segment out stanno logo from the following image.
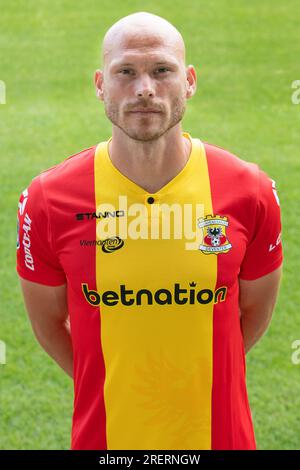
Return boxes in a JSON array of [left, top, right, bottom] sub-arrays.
[[198, 215, 232, 254], [82, 281, 227, 307], [76, 210, 125, 221]]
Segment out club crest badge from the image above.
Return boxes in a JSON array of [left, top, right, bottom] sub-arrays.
[[197, 215, 232, 254]]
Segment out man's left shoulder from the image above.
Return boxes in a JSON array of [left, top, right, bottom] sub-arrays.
[[203, 141, 260, 182]]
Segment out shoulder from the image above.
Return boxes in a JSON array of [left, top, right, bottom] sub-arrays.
[[204, 141, 278, 194], [40, 144, 97, 183], [24, 144, 98, 198], [202, 141, 269, 202], [203, 141, 259, 180]]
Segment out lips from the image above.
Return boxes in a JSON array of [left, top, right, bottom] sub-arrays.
[[130, 109, 160, 113]]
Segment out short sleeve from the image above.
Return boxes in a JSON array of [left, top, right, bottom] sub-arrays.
[[16, 175, 67, 286], [239, 168, 283, 280]]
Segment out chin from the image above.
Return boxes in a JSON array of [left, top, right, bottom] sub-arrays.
[[129, 131, 167, 142]]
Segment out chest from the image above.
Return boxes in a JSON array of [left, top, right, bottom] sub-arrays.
[[53, 188, 249, 297]]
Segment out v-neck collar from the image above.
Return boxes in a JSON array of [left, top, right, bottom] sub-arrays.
[[96, 131, 200, 196]]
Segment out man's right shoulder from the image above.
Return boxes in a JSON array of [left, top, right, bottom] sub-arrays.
[[24, 143, 101, 197], [40, 144, 97, 179]]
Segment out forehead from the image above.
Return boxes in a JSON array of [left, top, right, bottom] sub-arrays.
[[106, 32, 182, 68], [109, 50, 179, 68]]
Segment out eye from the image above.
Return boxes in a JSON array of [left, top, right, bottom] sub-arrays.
[[155, 67, 170, 74], [119, 69, 133, 75], [118, 67, 170, 76]]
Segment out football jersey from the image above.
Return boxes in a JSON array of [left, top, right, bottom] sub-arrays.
[[16, 131, 283, 450]]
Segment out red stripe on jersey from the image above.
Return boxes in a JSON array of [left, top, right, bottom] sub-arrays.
[[205, 143, 256, 449], [41, 146, 108, 449], [67, 148, 107, 449]]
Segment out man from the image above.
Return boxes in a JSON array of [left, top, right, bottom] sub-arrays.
[[16, 11, 283, 450]]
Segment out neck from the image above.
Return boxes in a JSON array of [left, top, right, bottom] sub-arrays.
[[107, 125, 192, 193]]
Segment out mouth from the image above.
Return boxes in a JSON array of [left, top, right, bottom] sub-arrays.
[[130, 110, 161, 115], [129, 108, 161, 114]]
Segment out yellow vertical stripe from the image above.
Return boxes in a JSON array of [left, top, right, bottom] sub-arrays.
[[94, 134, 216, 449]]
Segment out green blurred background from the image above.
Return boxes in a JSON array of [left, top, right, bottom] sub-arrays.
[[0, 0, 299, 449]]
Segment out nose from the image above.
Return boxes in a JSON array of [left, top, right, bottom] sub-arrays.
[[135, 74, 155, 98]]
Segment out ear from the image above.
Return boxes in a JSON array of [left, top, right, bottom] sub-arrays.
[[94, 69, 104, 101], [186, 65, 197, 99]]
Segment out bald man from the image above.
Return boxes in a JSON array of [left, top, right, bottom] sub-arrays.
[[16, 12, 283, 450]]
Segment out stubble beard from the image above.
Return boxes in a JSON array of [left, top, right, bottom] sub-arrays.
[[104, 94, 186, 142]]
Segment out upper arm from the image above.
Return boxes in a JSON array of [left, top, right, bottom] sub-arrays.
[[238, 264, 283, 317], [16, 176, 66, 285], [239, 168, 283, 281], [19, 277, 68, 332], [16, 176, 68, 332]]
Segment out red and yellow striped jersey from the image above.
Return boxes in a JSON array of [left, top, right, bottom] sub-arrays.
[[16, 132, 283, 449]]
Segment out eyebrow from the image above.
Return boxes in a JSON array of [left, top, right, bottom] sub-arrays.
[[112, 60, 178, 68]]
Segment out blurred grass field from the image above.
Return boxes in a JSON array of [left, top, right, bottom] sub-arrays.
[[1, 0, 300, 450]]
